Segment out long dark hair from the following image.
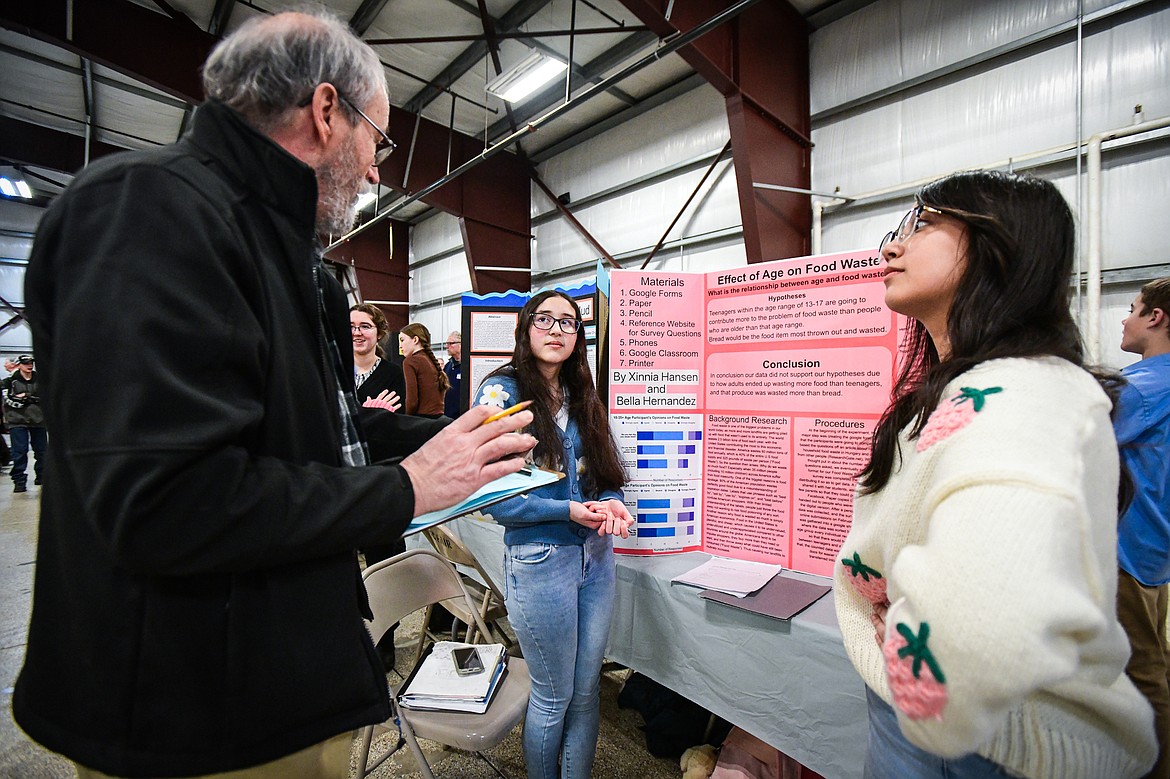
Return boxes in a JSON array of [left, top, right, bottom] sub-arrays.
[[486, 290, 626, 495], [400, 322, 450, 394], [859, 170, 1101, 493]]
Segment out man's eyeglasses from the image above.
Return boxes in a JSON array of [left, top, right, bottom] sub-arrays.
[[336, 94, 396, 165], [351, 323, 377, 333], [879, 203, 945, 253], [298, 89, 395, 165], [530, 314, 582, 334]]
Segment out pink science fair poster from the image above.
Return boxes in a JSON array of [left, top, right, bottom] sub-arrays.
[[607, 250, 897, 578]]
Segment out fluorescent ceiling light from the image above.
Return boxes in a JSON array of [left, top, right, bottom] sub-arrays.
[[355, 191, 378, 210], [0, 177, 33, 199], [485, 51, 568, 104]]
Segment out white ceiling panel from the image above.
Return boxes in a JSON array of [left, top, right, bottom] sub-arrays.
[[92, 81, 185, 148], [0, 28, 80, 66], [0, 0, 831, 203], [0, 50, 84, 134]]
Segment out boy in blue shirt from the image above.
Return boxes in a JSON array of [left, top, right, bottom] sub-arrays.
[[1117, 277, 1170, 779]]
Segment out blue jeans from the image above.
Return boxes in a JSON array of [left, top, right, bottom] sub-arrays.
[[10, 426, 46, 486], [865, 687, 1013, 779], [504, 533, 615, 779]]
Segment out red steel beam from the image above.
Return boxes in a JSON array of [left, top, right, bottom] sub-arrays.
[[1, 0, 212, 104], [616, 0, 811, 263], [325, 218, 411, 334], [380, 104, 531, 295]]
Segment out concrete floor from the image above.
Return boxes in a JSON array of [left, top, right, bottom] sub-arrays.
[[0, 478, 683, 779], [1, 479, 73, 779]]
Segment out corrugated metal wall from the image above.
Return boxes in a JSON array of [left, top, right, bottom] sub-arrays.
[[0, 202, 41, 355], [810, 0, 1170, 369], [411, 0, 1169, 371]]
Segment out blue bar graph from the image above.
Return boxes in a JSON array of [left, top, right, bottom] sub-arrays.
[[637, 445, 665, 454], [637, 431, 684, 440], [677, 512, 695, 522], [638, 499, 671, 509], [683, 498, 695, 507], [677, 459, 688, 468], [636, 527, 677, 538], [637, 513, 668, 524], [637, 459, 669, 469], [678, 445, 696, 454]]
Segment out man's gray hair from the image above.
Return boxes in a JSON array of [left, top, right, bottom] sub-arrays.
[[201, 10, 386, 134]]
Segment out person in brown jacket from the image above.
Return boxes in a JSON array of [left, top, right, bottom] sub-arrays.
[[399, 322, 448, 417]]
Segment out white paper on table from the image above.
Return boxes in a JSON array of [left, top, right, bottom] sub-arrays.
[[670, 556, 784, 598]]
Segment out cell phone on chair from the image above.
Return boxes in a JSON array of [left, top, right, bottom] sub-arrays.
[[452, 646, 485, 676]]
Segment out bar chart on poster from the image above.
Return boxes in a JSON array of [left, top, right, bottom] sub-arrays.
[[607, 252, 899, 576]]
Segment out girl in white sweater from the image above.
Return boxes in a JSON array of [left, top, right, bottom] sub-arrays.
[[835, 171, 1156, 779]]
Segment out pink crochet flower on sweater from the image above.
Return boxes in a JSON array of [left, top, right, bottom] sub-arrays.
[[916, 386, 1003, 452], [884, 622, 948, 720], [840, 551, 887, 605]]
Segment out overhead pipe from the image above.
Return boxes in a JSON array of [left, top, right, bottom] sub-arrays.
[[807, 115, 1170, 361], [82, 58, 94, 166], [365, 26, 648, 45], [1074, 0, 1084, 316], [326, 0, 763, 252], [754, 183, 851, 256], [1086, 114, 1170, 361], [811, 198, 847, 255]]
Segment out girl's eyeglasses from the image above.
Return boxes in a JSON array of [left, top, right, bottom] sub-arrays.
[[879, 204, 945, 253], [530, 314, 582, 334]]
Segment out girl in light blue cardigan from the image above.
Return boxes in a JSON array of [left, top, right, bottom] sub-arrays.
[[474, 290, 632, 779]]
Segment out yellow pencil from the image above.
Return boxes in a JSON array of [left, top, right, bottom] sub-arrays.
[[482, 400, 532, 425]]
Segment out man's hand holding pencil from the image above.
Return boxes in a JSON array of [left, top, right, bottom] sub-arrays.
[[401, 403, 537, 518]]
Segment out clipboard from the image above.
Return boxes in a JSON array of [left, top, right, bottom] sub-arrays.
[[403, 466, 563, 536]]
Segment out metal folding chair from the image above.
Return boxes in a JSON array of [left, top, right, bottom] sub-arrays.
[[358, 548, 530, 779], [416, 524, 515, 664]]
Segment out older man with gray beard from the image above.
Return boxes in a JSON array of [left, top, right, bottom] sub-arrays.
[[14, 10, 534, 778]]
